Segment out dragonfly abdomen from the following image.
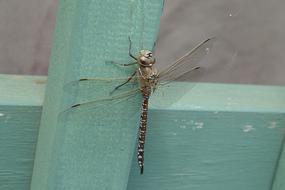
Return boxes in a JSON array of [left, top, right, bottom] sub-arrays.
[[137, 92, 150, 175]]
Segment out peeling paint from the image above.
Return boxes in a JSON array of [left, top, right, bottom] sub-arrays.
[[194, 122, 204, 129], [34, 79, 46, 84], [192, 122, 204, 131], [186, 120, 194, 125], [13, 76, 24, 80], [268, 121, 277, 129], [192, 105, 202, 109], [242, 125, 255, 132]]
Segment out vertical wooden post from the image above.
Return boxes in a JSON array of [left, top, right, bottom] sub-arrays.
[[273, 144, 285, 190], [30, 0, 164, 189]]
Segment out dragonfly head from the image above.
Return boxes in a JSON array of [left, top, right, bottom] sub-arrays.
[[138, 50, 155, 67]]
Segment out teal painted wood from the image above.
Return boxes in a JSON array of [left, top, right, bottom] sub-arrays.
[[127, 84, 285, 190], [128, 111, 285, 190], [149, 83, 285, 113], [0, 75, 45, 106], [1, 74, 285, 189], [272, 143, 285, 190], [0, 75, 45, 190], [30, 1, 164, 190]]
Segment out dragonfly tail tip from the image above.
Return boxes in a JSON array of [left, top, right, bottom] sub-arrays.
[[140, 166, 144, 175], [71, 104, 81, 108]]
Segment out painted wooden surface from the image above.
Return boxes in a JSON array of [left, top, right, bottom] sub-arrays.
[[128, 83, 285, 190], [272, 142, 285, 190], [0, 75, 45, 190], [30, 0, 164, 190], [1, 74, 285, 190]]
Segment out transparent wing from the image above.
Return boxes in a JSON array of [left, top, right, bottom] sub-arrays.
[[149, 38, 215, 108], [60, 76, 141, 114], [158, 38, 215, 84]]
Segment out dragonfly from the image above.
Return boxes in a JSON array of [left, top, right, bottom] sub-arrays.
[[62, 36, 214, 174]]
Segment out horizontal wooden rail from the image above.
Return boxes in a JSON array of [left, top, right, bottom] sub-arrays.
[[0, 75, 45, 190], [0, 74, 285, 190]]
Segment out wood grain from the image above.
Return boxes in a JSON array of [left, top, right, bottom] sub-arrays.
[[30, 1, 164, 190], [0, 75, 45, 190], [1, 75, 285, 189]]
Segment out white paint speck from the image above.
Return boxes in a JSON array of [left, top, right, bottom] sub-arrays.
[[173, 119, 178, 123], [172, 132, 177, 136], [192, 122, 204, 131], [0, 113, 4, 117], [242, 125, 255, 133], [180, 125, 186, 129], [268, 122, 277, 129], [192, 105, 202, 109], [194, 122, 204, 129], [213, 111, 219, 114], [186, 120, 194, 125], [227, 102, 238, 106]]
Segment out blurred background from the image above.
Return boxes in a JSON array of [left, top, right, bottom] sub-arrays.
[[0, 0, 284, 85]]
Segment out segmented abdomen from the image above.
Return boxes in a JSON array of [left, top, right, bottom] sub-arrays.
[[137, 94, 149, 174]]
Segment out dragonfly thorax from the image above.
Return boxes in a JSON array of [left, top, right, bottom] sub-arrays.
[[138, 65, 158, 94], [138, 50, 155, 67]]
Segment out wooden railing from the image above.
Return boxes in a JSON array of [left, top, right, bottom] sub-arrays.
[[0, 1, 284, 190]]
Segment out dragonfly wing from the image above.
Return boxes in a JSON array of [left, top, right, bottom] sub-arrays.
[[59, 88, 141, 117], [158, 38, 215, 83], [61, 76, 141, 113], [150, 38, 215, 108]]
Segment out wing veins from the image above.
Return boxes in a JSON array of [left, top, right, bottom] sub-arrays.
[[59, 88, 140, 117], [158, 38, 213, 79]]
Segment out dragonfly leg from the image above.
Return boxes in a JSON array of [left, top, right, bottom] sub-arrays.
[[121, 62, 137, 66], [152, 41, 156, 52], [110, 71, 137, 94], [105, 60, 137, 67], [128, 36, 137, 61], [191, 66, 201, 70]]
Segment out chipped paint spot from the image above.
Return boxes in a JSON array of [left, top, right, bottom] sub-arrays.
[[34, 79, 46, 84], [192, 122, 204, 131], [194, 122, 204, 129], [268, 122, 277, 129], [242, 125, 255, 133], [227, 102, 238, 106], [180, 125, 186, 129], [213, 111, 219, 114], [0, 113, 4, 117], [227, 97, 232, 101], [172, 132, 177, 136], [186, 120, 194, 125], [192, 105, 202, 109], [13, 76, 24, 80]]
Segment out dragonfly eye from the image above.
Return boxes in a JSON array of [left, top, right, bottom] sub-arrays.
[[139, 50, 155, 67], [140, 57, 155, 66], [146, 52, 152, 58]]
